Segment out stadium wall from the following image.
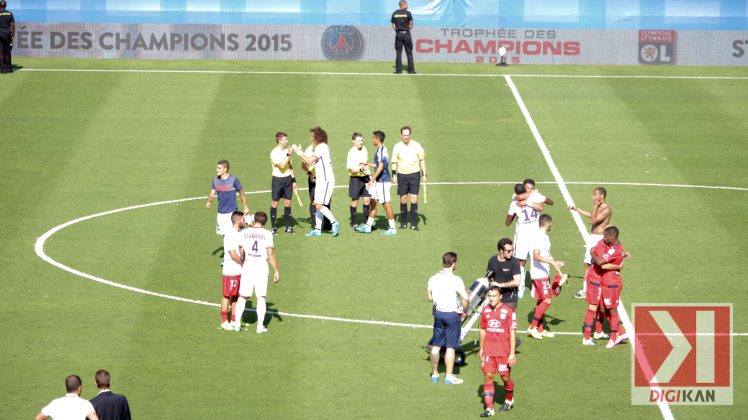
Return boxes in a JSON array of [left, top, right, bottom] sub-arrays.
[[11, 0, 748, 65]]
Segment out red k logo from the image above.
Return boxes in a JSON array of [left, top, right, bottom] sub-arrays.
[[631, 304, 732, 405]]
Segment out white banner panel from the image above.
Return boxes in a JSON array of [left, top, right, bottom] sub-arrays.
[[12, 23, 748, 66]]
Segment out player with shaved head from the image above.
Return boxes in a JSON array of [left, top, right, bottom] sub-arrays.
[[569, 187, 613, 339]]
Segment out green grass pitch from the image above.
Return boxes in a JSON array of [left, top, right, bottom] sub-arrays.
[[1, 58, 747, 419]]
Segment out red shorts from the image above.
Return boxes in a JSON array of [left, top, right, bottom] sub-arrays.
[[601, 282, 622, 309], [222, 275, 241, 298], [585, 278, 602, 305], [532, 278, 552, 300], [481, 354, 511, 375]]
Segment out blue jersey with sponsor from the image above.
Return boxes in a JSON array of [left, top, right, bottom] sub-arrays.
[[211, 175, 243, 214], [374, 145, 391, 182]]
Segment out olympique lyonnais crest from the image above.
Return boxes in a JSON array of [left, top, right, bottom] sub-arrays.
[[321, 25, 363, 60], [639, 30, 676, 65]]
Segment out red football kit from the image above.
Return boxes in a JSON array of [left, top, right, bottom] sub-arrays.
[[480, 304, 517, 375], [584, 239, 612, 305], [597, 241, 625, 309], [584, 239, 627, 340], [222, 275, 241, 298], [532, 278, 552, 300]]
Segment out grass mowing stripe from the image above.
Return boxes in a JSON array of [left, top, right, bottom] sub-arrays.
[[6, 60, 745, 418], [504, 75, 675, 420], [35, 183, 748, 340], [18, 67, 748, 80]]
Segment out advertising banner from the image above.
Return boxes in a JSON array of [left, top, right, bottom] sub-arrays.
[[13, 23, 748, 66]]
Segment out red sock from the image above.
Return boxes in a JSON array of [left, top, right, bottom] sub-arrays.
[[583, 308, 595, 340], [595, 307, 605, 334], [534, 300, 543, 332], [537, 315, 544, 333], [220, 310, 228, 323], [504, 378, 514, 402], [530, 301, 550, 328], [484, 381, 495, 409], [609, 312, 620, 341]]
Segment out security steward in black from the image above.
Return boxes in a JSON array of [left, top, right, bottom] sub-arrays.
[[0, 0, 14, 74], [390, 0, 415, 74]]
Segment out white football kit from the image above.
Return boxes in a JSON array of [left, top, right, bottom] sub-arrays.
[[508, 190, 546, 260], [584, 233, 604, 264], [313, 143, 335, 205], [222, 229, 243, 276], [237, 227, 274, 297], [530, 231, 552, 280]]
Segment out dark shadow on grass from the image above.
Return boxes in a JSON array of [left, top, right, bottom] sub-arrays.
[[419, 347, 464, 376], [211, 246, 224, 259], [372, 215, 392, 230], [295, 208, 334, 231], [395, 212, 428, 227], [461, 338, 480, 359], [237, 300, 283, 328], [524, 309, 566, 331], [476, 382, 506, 410]]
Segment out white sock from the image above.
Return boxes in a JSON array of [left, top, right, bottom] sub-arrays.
[[388, 219, 396, 229], [256, 297, 266, 330], [234, 297, 246, 324], [366, 217, 374, 227], [518, 265, 526, 297], [314, 211, 324, 230], [318, 206, 336, 224]]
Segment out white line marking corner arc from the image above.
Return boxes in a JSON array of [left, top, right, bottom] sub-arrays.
[[34, 182, 746, 338]]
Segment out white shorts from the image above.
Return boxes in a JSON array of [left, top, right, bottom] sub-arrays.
[[314, 180, 334, 205], [584, 233, 604, 264], [370, 181, 392, 203], [216, 212, 233, 235], [239, 262, 269, 298], [513, 232, 532, 261]]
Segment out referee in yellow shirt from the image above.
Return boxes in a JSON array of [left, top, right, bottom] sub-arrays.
[[346, 132, 371, 228], [270, 131, 297, 234], [391, 126, 427, 230]]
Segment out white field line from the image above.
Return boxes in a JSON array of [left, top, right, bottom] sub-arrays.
[[34, 183, 747, 340], [504, 75, 674, 420], [19, 67, 748, 80]]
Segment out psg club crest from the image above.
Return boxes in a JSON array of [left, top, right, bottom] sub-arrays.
[[638, 30, 676, 65], [321, 25, 363, 61]]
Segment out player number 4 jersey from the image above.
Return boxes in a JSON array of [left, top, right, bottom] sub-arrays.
[[237, 227, 274, 264], [480, 305, 517, 356]]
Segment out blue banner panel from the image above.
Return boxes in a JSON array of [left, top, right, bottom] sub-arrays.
[[10, 0, 748, 29]]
